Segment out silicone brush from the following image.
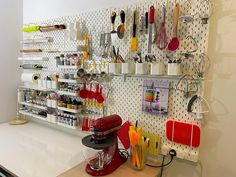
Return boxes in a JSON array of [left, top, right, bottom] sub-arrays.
[[130, 10, 138, 52]]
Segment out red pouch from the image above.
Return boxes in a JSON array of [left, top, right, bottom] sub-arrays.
[[117, 121, 132, 149]]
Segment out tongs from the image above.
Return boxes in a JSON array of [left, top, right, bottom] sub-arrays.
[[112, 46, 125, 63]]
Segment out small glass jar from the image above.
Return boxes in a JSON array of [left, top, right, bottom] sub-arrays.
[[62, 102, 67, 108], [130, 144, 145, 170]]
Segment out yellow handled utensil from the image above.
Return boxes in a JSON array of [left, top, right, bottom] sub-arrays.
[[131, 10, 138, 52]]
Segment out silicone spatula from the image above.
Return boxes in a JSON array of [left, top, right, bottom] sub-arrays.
[[168, 3, 180, 51]]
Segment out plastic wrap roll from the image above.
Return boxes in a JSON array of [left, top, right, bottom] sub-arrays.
[[21, 73, 40, 83]]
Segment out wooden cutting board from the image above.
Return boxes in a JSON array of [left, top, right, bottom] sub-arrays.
[[58, 161, 160, 177]]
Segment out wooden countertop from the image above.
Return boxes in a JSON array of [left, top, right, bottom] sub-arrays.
[[58, 161, 160, 177]]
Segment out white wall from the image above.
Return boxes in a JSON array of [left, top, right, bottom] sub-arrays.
[[23, 0, 236, 177], [0, 0, 22, 123], [23, 0, 140, 23]]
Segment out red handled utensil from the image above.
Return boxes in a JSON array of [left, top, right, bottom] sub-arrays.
[[93, 83, 100, 99], [79, 83, 88, 99], [147, 6, 155, 53], [167, 3, 180, 51], [87, 83, 95, 99], [96, 86, 105, 103]]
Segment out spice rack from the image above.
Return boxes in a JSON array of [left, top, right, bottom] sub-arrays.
[[57, 107, 82, 114], [18, 102, 47, 111]]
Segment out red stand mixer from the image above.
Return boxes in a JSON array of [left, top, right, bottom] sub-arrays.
[[82, 114, 128, 176]]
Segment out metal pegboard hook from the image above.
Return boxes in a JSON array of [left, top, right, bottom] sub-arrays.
[[187, 95, 210, 119], [194, 53, 211, 78], [187, 35, 198, 53], [175, 74, 199, 98], [198, 0, 214, 24]]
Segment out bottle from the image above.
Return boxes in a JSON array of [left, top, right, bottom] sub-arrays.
[[66, 54, 71, 65], [72, 99, 78, 110], [63, 99, 67, 108], [60, 54, 65, 65], [55, 56, 60, 66], [67, 98, 72, 109]]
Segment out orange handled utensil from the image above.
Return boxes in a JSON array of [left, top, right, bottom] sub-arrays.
[[132, 131, 139, 167]]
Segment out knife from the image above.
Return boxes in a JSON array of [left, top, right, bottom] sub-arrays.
[[148, 6, 155, 53]]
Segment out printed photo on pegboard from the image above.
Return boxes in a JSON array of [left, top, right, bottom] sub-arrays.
[[142, 80, 169, 115]]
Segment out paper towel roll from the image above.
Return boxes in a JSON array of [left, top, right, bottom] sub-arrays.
[[21, 73, 40, 83]]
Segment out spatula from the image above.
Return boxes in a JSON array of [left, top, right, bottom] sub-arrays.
[[168, 3, 180, 51]]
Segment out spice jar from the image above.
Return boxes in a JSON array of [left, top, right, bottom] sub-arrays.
[[72, 99, 78, 110], [67, 98, 72, 109]]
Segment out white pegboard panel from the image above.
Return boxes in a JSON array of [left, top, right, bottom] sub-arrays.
[[107, 76, 201, 162], [21, 0, 210, 162]]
